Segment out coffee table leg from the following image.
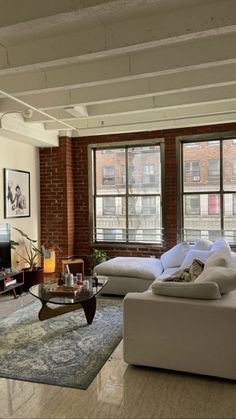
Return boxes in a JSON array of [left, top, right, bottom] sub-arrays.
[[38, 301, 82, 321], [37, 297, 97, 323], [81, 296, 97, 324]]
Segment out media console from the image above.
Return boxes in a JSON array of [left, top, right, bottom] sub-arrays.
[[0, 270, 24, 299]]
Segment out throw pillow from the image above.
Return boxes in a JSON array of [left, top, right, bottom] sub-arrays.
[[151, 281, 221, 299], [181, 250, 212, 268], [163, 259, 204, 282], [204, 249, 231, 269], [195, 266, 236, 294], [193, 239, 213, 250], [211, 238, 230, 252], [160, 242, 190, 270]]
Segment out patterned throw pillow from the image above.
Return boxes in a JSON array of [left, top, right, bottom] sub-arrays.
[[163, 259, 204, 282]]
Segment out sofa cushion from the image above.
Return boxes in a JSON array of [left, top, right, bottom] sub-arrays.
[[193, 239, 213, 250], [151, 281, 221, 299], [181, 249, 212, 268], [211, 238, 230, 252], [95, 256, 163, 280], [160, 242, 190, 269], [204, 249, 231, 269], [195, 266, 236, 294]]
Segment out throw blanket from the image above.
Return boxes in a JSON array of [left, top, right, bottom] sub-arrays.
[[163, 259, 204, 282]]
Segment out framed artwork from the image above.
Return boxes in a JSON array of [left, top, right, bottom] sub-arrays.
[[4, 169, 30, 218]]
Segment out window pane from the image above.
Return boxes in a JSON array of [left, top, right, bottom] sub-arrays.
[[128, 196, 161, 243], [95, 197, 126, 241], [184, 194, 221, 234], [208, 194, 220, 215], [223, 139, 236, 191], [208, 159, 220, 181], [184, 160, 200, 182], [96, 149, 125, 195], [184, 195, 200, 215], [185, 229, 201, 243], [128, 146, 161, 194], [183, 141, 220, 192], [224, 194, 236, 243]]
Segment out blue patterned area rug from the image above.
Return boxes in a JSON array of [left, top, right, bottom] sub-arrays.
[[0, 297, 123, 389]]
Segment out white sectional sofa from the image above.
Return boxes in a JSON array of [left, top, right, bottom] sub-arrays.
[[123, 288, 236, 380], [96, 238, 236, 380]]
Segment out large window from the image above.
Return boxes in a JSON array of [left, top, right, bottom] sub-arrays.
[[180, 137, 236, 244], [90, 141, 163, 244]]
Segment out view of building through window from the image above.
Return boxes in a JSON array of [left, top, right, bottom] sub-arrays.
[[181, 138, 236, 243], [92, 144, 162, 244]]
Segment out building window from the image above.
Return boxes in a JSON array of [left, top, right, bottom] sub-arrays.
[[102, 166, 115, 185], [233, 194, 236, 215], [208, 159, 220, 180], [90, 142, 163, 244], [179, 137, 236, 244], [232, 160, 236, 179], [142, 196, 157, 215], [208, 194, 220, 215], [185, 195, 200, 215], [184, 161, 200, 182], [142, 164, 155, 184], [103, 197, 116, 215]]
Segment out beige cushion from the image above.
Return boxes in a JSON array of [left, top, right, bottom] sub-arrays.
[[151, 281, 221, 299], [204, 250, 231, 269], [211, 238, 230, 252], [195, 266, 236, 294]]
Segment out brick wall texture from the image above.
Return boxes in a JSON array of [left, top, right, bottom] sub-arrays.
[[39, 123, 236, 273]]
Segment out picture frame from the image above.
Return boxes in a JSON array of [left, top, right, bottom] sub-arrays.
[[4, 169, 30, 218]]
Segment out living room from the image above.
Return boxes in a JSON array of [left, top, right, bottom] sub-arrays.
[[1, 1, 236, 418]]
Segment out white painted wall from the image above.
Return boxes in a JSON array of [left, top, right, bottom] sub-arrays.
[[0, 136, 40, 268]]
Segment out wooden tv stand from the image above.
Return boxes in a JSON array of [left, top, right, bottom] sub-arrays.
[[0, 270, 24, 299]]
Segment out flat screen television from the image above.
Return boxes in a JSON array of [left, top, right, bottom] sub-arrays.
[[0, 223, 11, 270]]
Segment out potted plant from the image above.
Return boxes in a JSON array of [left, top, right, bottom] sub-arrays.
[[88, 249, 107, 274], [11, 227, 51, 291]]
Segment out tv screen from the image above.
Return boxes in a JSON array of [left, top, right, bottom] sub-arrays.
[[0, 242, 11, 270], [0, 224, 11, 270]]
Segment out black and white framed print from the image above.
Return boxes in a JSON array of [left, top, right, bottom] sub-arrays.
[[4, 169, 30, 218]]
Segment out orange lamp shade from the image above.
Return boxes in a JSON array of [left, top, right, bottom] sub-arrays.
[[43, 250, 56, 273]]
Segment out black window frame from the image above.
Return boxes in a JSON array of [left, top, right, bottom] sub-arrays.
[[177, 132, 236, 245], [88, 139, 164, 246]]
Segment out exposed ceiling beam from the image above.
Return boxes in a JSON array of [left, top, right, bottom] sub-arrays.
[[1, 62, 236, 113]]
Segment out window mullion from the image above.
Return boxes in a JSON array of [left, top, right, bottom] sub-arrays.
[[125, 147, 129, 243], [220, 140, 224, 235], [93, 149, 97, 242]]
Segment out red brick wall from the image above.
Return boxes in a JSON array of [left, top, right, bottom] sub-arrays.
[[40, 137, 74, 272], [40, 123, 236, 274]]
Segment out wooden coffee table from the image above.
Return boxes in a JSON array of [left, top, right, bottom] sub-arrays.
[[29, 277, 108, 322]]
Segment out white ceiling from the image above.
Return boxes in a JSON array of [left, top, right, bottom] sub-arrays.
[[0, 0, 236, 146]]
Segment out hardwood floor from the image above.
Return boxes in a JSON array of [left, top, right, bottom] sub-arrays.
[[0, 292, 236, 419]]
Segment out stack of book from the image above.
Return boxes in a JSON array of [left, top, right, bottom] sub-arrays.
[[48, 284, 83, 297], [5, 277, 17, 287]]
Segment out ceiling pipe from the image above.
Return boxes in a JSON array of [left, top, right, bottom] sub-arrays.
[[0, 88, 76, 131]]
